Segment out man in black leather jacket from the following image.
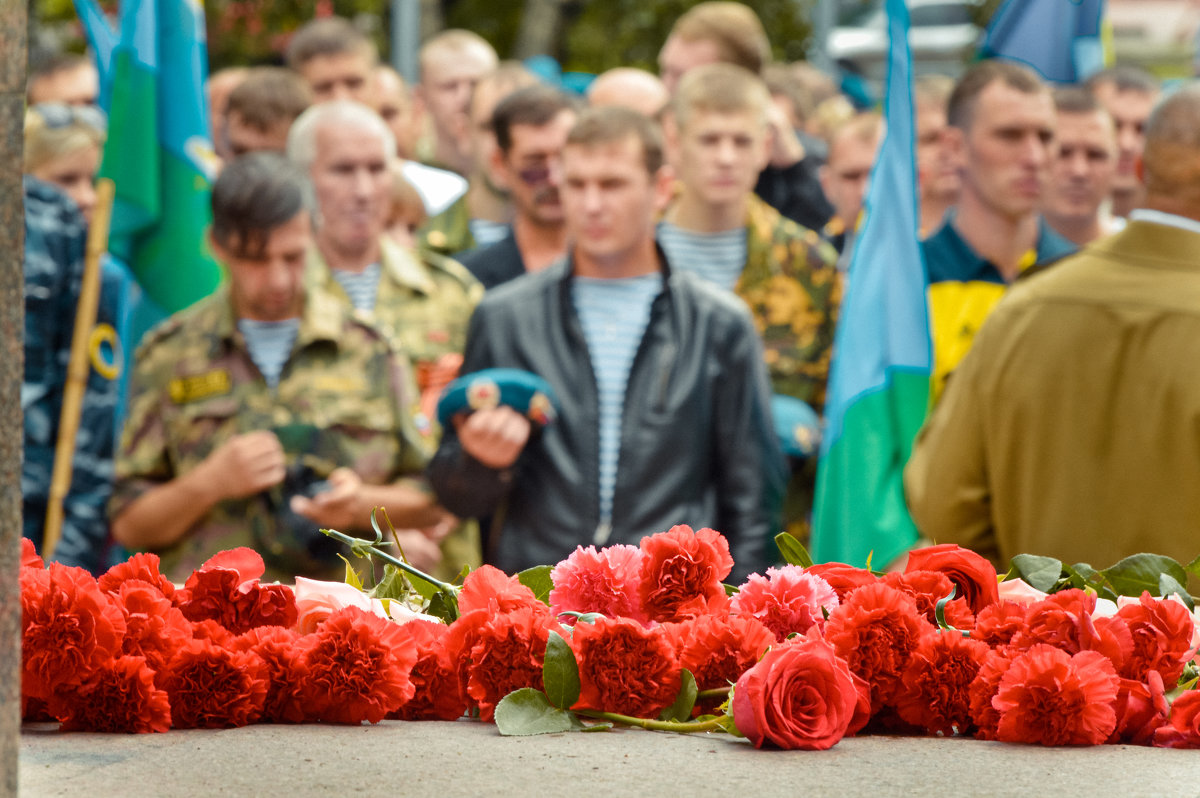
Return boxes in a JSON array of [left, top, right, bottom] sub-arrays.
[[428, 107, 786, 581]]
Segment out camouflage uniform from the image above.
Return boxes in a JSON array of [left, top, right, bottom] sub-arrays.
[[732, 195, 843, 544], [23, 177, 125, 574], [110, 285, 430, 583], [417, 195, 474, 257], [307, 236, 484, 580]]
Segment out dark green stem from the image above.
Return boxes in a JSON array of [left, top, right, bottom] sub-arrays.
[[576, 709, 726, 733], [696, 687, 731, 701], [321, 524, 458, 595]]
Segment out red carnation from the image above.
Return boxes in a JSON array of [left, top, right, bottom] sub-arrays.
[[550, 544, 647, 624], [803, 562, 877, 600], [161, 637, 269, 728], [460, 606, 556, 721], [972, 601, 1029, 648], [300, 606, 417, 724], [894, 629, 991, 736], [459, 565, 540, 615], [639, 525, 733, 623], [993, 645, 1120, 746], [824, 582, 929, 712], [21, 563, 126, 701], [53, 656, 171, 734], [21, 537, 44, 570], [116, 580, 193, 675], [233, 625, 310, 723], [1110, 672, 1169, 745], [731, 566, 839, 642], [391, 619, 466, 721], [176, 549, 296, 634], [968, 649, 1013, 740], [883, 570, 975, 631], [732, 635, 870, 750], [1018, 590, 1132, 672], [99, 552, 175, 599], [1153, 689, 1200, 749], [1117, 592, 1195, 684], [573, 615, 681, 719], [673, 615, 775, 713], [905, 543, 999, 615]]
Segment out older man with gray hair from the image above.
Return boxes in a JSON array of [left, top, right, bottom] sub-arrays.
[[288, 100, 482, 578], [905, 85, 1200, 582]]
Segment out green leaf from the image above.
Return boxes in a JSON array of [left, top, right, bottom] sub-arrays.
[[1185, 554, 1200, 579], [723, 582, 738, 597], [426, 589, 459, 623], [543, 631, 581, 709], [557, 611, 605, 624], [1009, 554, 1063, 593], [775, 532, 813, 568], [494, 688, 586, 736], [404, 569, 441, 602], [1158, 574, 1195, 612], [518, 565, 554, 605], [1064, 562, 1117, 602], [659, 669, 698, 722], [339, 555, 364, 591], [1101, 553, 1188, 598], [370, 564, 409, 602]]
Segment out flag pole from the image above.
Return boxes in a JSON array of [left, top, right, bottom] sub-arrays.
[[42, 178, 115, 560]]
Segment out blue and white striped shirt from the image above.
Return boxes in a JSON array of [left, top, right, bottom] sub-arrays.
[[657, 221, 748, 291], [330, 263, 382, 312], [571, 273, 664, 536], [238, 318, 300, 389]]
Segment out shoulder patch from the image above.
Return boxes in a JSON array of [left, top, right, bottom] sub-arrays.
[[168, 370, 232, 404]]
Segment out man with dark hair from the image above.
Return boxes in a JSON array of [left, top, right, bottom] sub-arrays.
[[922, 60, 1074, 402], [224, 67, 313, 158], [905, 85, 1200, 584], [285, 16, 378, 107], [456, 85, 578, 289], [1086, 65, 1160, 219], [1042, 87, 1118, 246], [110, 152, 441, 582], [429, 107, 785, 580], [27, 52, 98, 106]]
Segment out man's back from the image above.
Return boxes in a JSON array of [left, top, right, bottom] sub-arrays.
[[905, 220, 1200, 572]]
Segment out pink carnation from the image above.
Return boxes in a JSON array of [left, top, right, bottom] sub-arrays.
[[550, 544, 646, 624], [730, 566, 839, 642]]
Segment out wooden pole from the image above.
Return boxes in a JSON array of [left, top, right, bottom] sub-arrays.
[[41, 178, 116, 560]]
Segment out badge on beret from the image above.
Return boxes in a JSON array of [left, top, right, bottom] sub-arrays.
[[437, 368, 561, 429], [771, 395, 822, 460]]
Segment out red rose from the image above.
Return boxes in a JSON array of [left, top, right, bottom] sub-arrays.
[[391, 619, 466, 721], [1153, 689, 1200, 748], [732, 636, 869, 750], [968, 649, 1013, 740], [992, 644, 1120, 746], [730, 566, 839, 642], [639, 525, 733, 623], [232, 625, 310, 723], [459, 565, 540, 615], [116, 580, 193, 675], [803, 563, 877, 600], [972, 601, 1029, 648], [894, 629, 991, 736], [904, 543, 999, 615], [21, 537, 44, 570], [673, 614, 775, 713], [52, 655, 171, 734], [883, 570, 975, 630], [21, 563, 126, 701], [824, 582, 929, 712], [1110, 672, 1168, 745], [1117, 592, 1195, 684], [573, 615, 681, 719], [99, 552, 175, 599], [460, 606, 555, 721], [300, 606, 417, 724], [161, 637, 269, 728]]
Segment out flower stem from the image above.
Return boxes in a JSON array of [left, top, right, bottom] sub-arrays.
[[321, 522, 458, 595], [696, 687, 731, 701], [576, 710, 727, 733]]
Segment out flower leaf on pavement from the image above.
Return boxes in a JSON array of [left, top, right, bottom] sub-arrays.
[[1010, 554, 1063, 593], [494, 688, 586, 736], [775, 532, 814, 568], [659, 669, 698, 722], [1101, 553, 1188, 598], [518, 565, 554, 606], [543, 631, 581, 709]]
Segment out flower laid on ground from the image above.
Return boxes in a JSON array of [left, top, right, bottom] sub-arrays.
[[18, 526, 1200, 752]]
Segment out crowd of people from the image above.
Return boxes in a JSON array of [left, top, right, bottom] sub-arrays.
[[22, 2, 1198, 587]]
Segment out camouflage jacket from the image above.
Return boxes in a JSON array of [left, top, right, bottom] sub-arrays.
[[735, 195, 842, 413], [417, 194, 474, 257], [23, 177, 125, 573], [110, 285, 430, 583]]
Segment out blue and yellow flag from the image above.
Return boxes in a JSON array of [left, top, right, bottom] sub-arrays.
[[980, 0, 1106, 84], [99, 0, 223, 314], [811, 0, 931, 569]]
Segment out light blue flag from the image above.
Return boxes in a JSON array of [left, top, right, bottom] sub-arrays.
[[72, 0, 118, 109], [811, 0, 931, 569], [980, 0, 1106, 84]]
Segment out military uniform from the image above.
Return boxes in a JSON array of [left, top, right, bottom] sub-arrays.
[[417, 195, 474, 257], [110, 285, 430, 583], [23, 177, 125, 574], [307, 237, 484, 579]]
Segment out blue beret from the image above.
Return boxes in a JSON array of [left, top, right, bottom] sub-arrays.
[[771, 395, 821, 459], [436, 368, 560, 429]]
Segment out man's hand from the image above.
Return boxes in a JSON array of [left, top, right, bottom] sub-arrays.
[[454, 406, 531, 469], [290, 467, 365, 531], [201, 431, 286, 501], [392, 528, 444, 573], [765, 101, 806, 168]]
